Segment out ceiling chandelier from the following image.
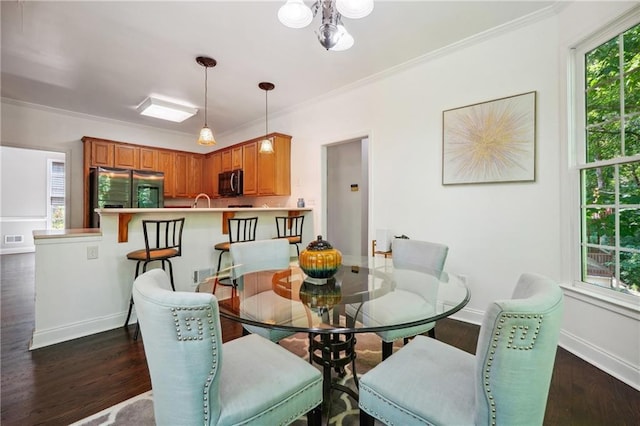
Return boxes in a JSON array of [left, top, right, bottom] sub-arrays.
[[196, 56, 217, 146], [278, 0, 374, 51], [258, 82, 275, 154]]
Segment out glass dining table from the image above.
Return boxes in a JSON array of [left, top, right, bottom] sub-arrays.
[[216, 256, 470, 409]]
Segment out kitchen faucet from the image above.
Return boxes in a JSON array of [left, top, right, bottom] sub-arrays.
[[193, 193, 211, 208]]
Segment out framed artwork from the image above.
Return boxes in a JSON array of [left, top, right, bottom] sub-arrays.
[[442, 91, 536, 185]]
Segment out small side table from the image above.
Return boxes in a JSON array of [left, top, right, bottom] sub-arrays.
[[371, 240, 392, 258]]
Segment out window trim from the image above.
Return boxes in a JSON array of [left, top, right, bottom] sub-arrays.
[[569, 8, 640, 306]]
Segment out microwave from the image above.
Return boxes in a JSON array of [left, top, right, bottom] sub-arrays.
[[219, 169, 243, 197]]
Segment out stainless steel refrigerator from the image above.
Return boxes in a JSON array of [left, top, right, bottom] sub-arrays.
[[89, 167, 164, 228]]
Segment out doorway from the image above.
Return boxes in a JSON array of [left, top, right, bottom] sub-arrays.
[[325, 138, 369, 257]]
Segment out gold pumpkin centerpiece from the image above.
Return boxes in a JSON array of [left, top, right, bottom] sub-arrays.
[[299, 235, 342, 280]]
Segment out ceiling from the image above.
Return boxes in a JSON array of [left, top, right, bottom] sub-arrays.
[[1, 1, 557, 139]]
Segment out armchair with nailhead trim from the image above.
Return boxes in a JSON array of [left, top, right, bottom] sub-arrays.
[[133, 268, 322, 426], [358, 272, 563, 426]]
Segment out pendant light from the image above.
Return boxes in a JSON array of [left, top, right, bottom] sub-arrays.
[[196, 56, 217, 146], [258, 82, 275, 154]]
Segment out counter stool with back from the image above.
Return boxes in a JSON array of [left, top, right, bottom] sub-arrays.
[[274, 215, 305, 257], [124, 217, 185, 340], [212, 217, 258, 297]]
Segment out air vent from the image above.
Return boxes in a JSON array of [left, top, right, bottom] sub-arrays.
[[4, 235, 24, 244]]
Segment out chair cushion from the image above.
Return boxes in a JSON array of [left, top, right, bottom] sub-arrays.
[[359, 335, 475, 425], [218, 334, 322, 425], [214, 242, 231, 251], [126, 248, 179, 261]]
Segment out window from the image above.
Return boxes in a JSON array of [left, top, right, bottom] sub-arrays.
[[575, 18, 640, 298], [47, 159, 65, 229]]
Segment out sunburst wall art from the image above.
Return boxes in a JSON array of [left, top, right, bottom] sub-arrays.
[[442, 91, 536, 185]]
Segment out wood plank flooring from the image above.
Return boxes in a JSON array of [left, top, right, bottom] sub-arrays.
[[1, 253, 638, 425]]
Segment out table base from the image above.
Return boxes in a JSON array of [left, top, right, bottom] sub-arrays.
[[308, 332, 359, 411]]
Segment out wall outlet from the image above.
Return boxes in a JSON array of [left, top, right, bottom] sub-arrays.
[[87, 246, 99, 260]]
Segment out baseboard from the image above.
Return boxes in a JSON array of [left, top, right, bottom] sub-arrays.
[[1, 246, 35, 255], [30, 312, 128, 350], [559, 329, 640, 391], [448, 306, 484, 326]]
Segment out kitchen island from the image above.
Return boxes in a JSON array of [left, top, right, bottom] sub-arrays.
[[31, 207, 313, 349]]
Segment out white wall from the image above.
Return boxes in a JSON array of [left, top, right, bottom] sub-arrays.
[[2, 2, 638, 388], [0, 146, 65, 253]]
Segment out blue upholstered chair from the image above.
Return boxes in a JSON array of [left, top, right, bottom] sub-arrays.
[[359, 273, 564, 426], [133, 269, 322, 426], [230, 239, 301, 342], [348, 238, 449, 359]]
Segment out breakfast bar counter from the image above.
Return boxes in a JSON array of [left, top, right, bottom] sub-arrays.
[[31, 206, 314, 350]]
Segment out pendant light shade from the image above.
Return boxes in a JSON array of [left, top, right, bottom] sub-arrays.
[[259, 82, 275, 154], [335, 0, 374, 19], [196, 56, 217, 146], [278, 0, 313, 28]]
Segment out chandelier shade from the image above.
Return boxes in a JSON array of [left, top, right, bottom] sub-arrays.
[[277, 0, 372, 51], [196, 56, 217, 146]]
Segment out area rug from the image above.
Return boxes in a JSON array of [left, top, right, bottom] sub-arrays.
[[72, 332, 393, 426]]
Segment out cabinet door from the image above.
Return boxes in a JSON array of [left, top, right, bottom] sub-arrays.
[[174, 152, 189, 198], [202, 154, 216, 196], [139, 147, 158, 170], [242, 142, 258, 195], [211, 152, 222, 197], [114, 145, 139, 169], [158, 151, 175, 197], [188, 154, 203, 197], [91, 140, 114, 167], [221, 149, 232, 172], [232, 146, 243, 170], [257, 135, 291, 196]]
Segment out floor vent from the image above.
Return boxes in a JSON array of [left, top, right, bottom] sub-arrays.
[[4, 235, 24, 244]]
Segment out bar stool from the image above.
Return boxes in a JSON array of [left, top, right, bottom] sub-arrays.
[[274, 215, 305, 257], [125, 217, 185, 340], [213, 217, 258, 296]]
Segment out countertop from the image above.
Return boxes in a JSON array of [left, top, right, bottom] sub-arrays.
[[33, 228, 102, 239], [96, 207, 312, 213]]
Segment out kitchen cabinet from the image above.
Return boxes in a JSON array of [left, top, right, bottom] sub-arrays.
[[232, 146, 243, 170], [90, 139, 114, 167], [203, 152, 221, 197], [173, 152, 189, 198], [157, 150, 175, 198], [188, 154, 203, 197], [139, 147, 158, 170], [257, 134, 291, 196], [114, 144, 139, 169], [221, 149, 232, 172], [242, 141, 258, 195]]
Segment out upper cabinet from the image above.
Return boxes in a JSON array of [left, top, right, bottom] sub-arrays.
[[221, 149, 232, 172], [139, 147, 158, 170], [114, 144, 139, 169], [242, 141, 258, 196], [256, 134, 291, 196], [157, 150, 175, 198]]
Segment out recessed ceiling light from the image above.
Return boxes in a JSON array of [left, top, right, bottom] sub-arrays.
[[136, 97, 197, 123]]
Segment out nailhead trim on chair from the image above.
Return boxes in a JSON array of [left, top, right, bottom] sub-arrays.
[[485, 313, 544, 425], [171, 306, 218, 426]]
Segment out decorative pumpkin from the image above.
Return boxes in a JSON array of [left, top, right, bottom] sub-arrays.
[[299, 235, 342, 279]]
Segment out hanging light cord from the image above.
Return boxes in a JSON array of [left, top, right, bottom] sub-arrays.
[[264, 89, 269, 137], [203, 67, 208, 127]]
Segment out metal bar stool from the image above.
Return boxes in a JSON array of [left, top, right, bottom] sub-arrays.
[[274, 215, 305, 257], [125, 217, 185, 340], [213, 217, 258, 296]]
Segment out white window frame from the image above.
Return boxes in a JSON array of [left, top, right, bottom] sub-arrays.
[[569, 9, 640, 307], [46, 158, 65, 230]]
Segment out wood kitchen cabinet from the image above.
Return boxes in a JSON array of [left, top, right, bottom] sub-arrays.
[[202, 152, 219, 197], [221, 149, 232, 172], [157, 150, 175, 198], [242, 141, 258, 195], [173, 152, 189, 198], [89, 139, 114, 167], [188, 154, 203, 197], [257, 134, 291, 196], [113, 144, 139, 169], [232, 146, 243, 170], [139, 147, 158, 170]]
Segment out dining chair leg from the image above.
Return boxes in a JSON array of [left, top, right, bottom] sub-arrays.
[[213, 250, 226, 294], [359, 410, 375, 426], [382, 341, 393, 360], [428, 327, 436, 338], [307, 405, 322, 426]]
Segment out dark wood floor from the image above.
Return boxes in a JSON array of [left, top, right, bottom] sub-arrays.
[[1, 253, 638, 425]]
